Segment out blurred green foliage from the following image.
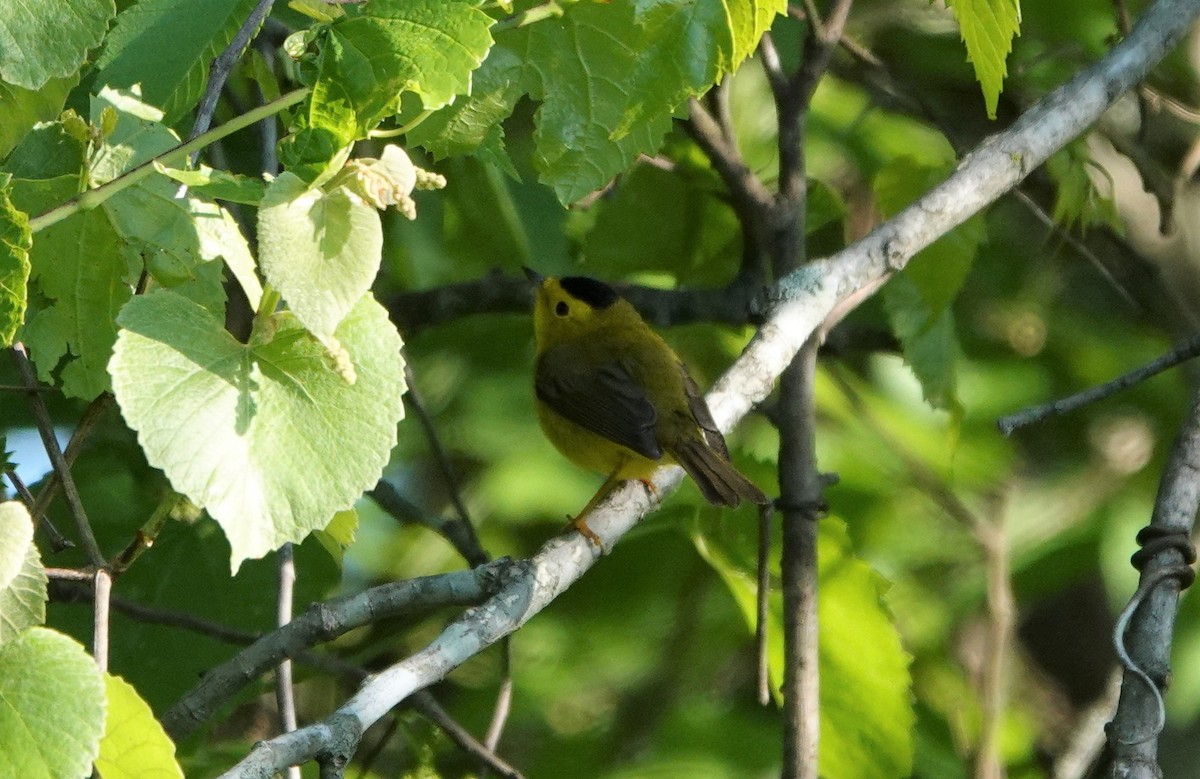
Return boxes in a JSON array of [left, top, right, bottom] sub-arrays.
[[4, 0, 1200, 776]]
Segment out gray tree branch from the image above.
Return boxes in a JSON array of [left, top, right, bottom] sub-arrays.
[[220, 1, 1200, 775]]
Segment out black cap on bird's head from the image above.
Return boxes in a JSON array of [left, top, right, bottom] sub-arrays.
[[559, 276, 619, 310], [522, 267, 620, 311]]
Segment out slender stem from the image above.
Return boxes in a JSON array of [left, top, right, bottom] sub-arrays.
[[6, 470, 73, 551], [11, 344, 104, 567], [492, 1, 564, 32], [369, 109, 434, 139], [29, 394, 112, 525], [997, 331, 1200, 435], [403, 363, 488, 565], [189, 0, 277, 147], [28, 88, 310, 233], [110, 492, 178, 576], [276, 543, 301, 779], [756, 504, 773, 706], [413, 692, 527, 779], [93, 569, 112, 671], [975, 503, 1013, 779]]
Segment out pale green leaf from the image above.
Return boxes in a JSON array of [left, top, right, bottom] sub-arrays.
[[190, 197, 262, 312], [0, 74, 78, 159], [258, 172, 383, 339], [96, 674, 184, 779], [313, 509, 358, 565], [109, 291, 406, 570], [0, 532, 47, 645], [945, 0, 1021, 119], [0, 627, 106, 779], [96, 0, 265, 124], [89, 87, 178, 184], [154, 164, 267, 206], [0, 502, 32, 594], [694, 515, 914, 779], [0, 0, 114, 89], [0, 183, 31, 346]]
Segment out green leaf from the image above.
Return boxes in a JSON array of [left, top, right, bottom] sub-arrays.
[[258, 172, 383, 339], [109, 291, 406, 570], [0, 627, 106, 778], [313, 509, 358, 565], [882, 275, 964, 416], [0, 183, 31, 346], [1045, 141, 1122, 234], [874, 156, 983, 315], [24, 205, 137, 399], [96, 0, 264, 124], [295, 0, 493, 146], [694, 515, 914, 779], [0, 0, 114, 89], [0, 74, 78, 159], [17, 90, 249, 398], [96, 674, 184, 779], [417, 0, 784, 204], [0, 501, 32, 595], [944, 0, 1021, 118], [0, 531, 47, 646], [154, 164, 267, 206]]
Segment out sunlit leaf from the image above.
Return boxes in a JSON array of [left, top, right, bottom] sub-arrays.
[[110, 291, 406, 570], [0, 627, 106, 778]]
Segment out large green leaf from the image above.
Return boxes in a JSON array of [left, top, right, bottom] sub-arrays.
[[0, 535, 46, 647], [0, 627, 106, 778], [96, 674, 183, 779], [413, 0, 786, 204], [0, 504, 47, 649], [15, 90, 251, 398], [945, 0, 1021, 119], [0, 0, 114, 89], [695, 515, 914, 779], [0, 502, 32, 599], [0, 182, 30, 346], [0, 74, 77, 159], [258, 172, 382, 339], [290, 0, 493, 154], [109, 291, 406, 569], [96, 0, 264, 124]]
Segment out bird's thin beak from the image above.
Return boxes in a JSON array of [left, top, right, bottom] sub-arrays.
[[522, 266, 545, 285]]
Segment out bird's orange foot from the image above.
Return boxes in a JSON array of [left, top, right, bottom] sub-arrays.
[[567, 514, 604, 548], [638, 478, 658, 496]]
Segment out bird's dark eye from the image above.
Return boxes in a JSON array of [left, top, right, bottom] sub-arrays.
[[555, 301, 569, 317]]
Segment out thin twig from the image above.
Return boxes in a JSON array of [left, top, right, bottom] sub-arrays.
[[5, 470, 73, 552], [975, 502, 1013, 779], [46, 567, 94, 582], [369, 480, 489, 568], [756, 504, 773, 706], [163, 562, 513, 742], [93, 570, 112, 671], [997, 331, 1200, 436], [412, 692, 527, 779], [29, 394, 112, 524], [403, 363, 484, 557], [482, 640, 514, 755], [189, 0, 277, 146], [11, 345, 104, 567], [276, 543, 301, 779]]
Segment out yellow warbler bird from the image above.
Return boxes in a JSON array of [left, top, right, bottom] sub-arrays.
[[525, 267, 769, 544]]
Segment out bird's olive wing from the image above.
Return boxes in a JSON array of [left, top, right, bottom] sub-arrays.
[[536, 360, 663, 460], [679, 363, 731, 459]]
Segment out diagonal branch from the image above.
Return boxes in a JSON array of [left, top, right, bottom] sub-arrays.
[[219, 0, 1200, 774]]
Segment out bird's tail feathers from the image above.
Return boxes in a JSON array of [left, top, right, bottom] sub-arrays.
[[674, 439, 770, 508]]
